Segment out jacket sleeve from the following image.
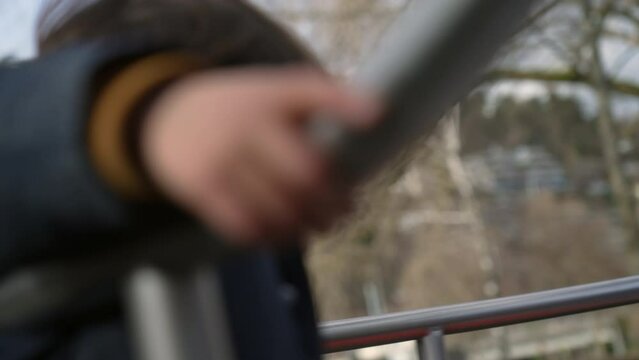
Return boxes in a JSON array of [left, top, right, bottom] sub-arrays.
[[0, 40, 195, 274]]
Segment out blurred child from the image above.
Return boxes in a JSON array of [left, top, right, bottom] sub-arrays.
[[0, 0, 377, 359]]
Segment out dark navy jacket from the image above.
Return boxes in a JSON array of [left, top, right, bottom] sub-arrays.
[[0, 41, 319, 360]]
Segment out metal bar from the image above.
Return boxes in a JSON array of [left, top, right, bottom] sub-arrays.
[[321, 275, 639, 353], [125, 267, 184, 360], [417, 328, 446, 360], [0, 225, 235, 331], [311, 0, 535, 184], [125, 265, 236, 360]]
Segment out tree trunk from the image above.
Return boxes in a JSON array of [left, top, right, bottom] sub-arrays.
[[582, 0, 639, 247]]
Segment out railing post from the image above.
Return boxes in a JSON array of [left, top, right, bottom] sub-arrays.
[[125, 265, 236, 360], [418, 328, 446, 360]]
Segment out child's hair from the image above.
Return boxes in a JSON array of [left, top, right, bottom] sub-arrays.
[[38, 0, 313, 66]]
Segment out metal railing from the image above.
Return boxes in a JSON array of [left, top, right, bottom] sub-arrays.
[[0, 2, 537, 360], [319, 275, 639, 359]]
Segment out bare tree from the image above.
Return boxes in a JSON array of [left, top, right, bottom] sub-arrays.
[[487, 0, 639, 246]]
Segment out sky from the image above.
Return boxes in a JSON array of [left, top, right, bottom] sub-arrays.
[[0, 0, 42, 59]]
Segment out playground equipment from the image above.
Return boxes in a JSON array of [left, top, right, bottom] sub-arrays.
[[321, 275, 639, 358], [0, 1, 587, 360]]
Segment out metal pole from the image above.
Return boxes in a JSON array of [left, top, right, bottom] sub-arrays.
[[418, 328, 446, 360], [125, 265, 236, 360], [311, 0, 535, 183]]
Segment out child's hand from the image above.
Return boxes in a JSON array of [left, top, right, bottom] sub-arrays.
[[140, 66, 378, 246]]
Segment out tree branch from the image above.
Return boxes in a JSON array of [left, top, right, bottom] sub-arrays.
[[520, 0, 565, 30], [484, 68, 639, 97]]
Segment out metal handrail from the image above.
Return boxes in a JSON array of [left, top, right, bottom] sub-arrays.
[[0, 1, 536, 360], [320, 274, 639, 353]]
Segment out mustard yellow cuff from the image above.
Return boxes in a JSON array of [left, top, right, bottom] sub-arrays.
[[89, 52, 201, 199]]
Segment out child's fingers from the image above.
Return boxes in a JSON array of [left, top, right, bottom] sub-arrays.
[[141, 66, 377, 246], [264, 67, 381, 131], [249, 126, 354, 235], [197, 171, 264, 245], [255, 120, 329, 194], [231, 150, 301, 235]]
